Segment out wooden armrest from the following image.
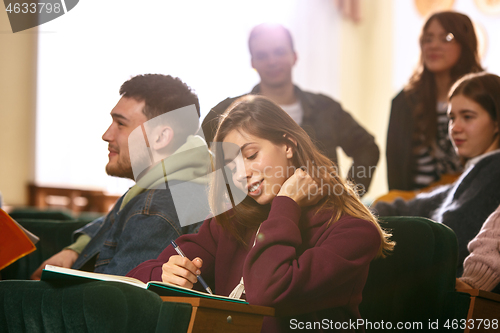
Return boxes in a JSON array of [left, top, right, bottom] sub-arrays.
[[456, 289, 500, 333], [456, 289, 500, 302], [161, 296, 274, 333]]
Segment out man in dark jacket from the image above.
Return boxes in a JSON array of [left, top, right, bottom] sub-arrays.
[[31, 74, 211, 278], [201, 23, 379, 195]]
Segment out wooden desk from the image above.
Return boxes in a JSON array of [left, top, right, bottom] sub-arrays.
[[456, 289, 500, 333], [161, 296, 274, 333]]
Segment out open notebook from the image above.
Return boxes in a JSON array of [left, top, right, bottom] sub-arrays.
[[41, 265, 248, 304]]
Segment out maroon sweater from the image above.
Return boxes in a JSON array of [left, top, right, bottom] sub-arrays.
[[127, 196, 380, 332]]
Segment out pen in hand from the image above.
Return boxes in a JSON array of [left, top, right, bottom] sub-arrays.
[[170, 240, 213, 295]]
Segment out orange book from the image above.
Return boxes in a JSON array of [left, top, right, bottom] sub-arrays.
[[0, 208, 38, 271]]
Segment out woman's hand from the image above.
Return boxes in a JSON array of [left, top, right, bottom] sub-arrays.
[[161, 255, 203, 289], [277, 168, 325, 207]]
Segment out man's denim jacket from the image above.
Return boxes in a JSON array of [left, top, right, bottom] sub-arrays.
[[71, 181, 205, 276]]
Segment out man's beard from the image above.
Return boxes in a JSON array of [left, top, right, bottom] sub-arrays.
[[105, 157, 134, 180]]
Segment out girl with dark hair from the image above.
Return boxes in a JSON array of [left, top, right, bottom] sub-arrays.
[[376, 72, 500, 290], [128, 95, 394, 332], [387, 11, 483, 192]]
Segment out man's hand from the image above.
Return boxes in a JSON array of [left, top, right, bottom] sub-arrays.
[[30, 249, 79, 280]]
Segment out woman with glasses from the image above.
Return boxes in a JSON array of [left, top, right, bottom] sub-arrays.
[[386, 11, 483, 192]]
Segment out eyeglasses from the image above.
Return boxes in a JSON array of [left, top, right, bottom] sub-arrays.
[[422, 32, 455, 45]]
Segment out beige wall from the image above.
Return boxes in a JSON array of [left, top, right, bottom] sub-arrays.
[[0, 7, 37, 207], [0, 0, 394, 206], [339, 0, 394, 201]]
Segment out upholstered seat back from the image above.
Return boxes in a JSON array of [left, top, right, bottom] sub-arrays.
[[359, 216, 467, 331], [0, 280, 192, 333], [8, 209, 75, 221]]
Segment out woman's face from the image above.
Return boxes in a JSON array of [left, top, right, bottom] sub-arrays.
[[422, 19, 462, 76], [223, 129, 294, 205], [448, 94, 499, 159]]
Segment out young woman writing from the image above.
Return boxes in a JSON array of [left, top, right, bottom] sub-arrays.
[[128, 95, 393, 332]]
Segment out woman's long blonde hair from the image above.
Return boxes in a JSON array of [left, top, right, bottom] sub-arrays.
[[209, 95, 394, 257]]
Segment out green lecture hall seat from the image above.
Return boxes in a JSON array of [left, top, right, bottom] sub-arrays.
[[359, 216, 471, 332]]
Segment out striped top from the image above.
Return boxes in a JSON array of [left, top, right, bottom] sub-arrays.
[[412, 102, 462, 188]]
